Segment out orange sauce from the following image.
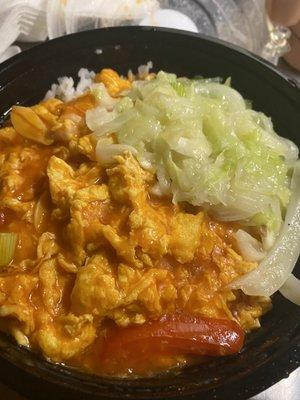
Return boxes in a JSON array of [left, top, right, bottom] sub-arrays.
[[0, 136, 245, 377], [68, 326, 190, 377], [0, 91, 257, 378]]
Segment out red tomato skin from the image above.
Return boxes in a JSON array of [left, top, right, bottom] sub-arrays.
[[100, 313, 245, 371]]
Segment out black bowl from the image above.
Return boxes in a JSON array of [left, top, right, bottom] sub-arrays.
[[0, 27, 299, 400]]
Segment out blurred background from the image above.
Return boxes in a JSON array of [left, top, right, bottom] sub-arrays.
[[0, 0, 299, 80], [0, 0, 299, 399]]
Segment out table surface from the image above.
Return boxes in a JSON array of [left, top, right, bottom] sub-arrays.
[[0, 43, 299, 400]]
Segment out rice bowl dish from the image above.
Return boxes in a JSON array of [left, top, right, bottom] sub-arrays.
[[0, 61, 299, 378]]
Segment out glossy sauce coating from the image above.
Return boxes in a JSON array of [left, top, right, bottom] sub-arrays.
[[0, 80, 271, 377]]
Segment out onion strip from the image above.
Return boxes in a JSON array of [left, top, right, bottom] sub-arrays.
[[229, 161, 300, 298], [0, 233, 18, 268], [279, 274, 300, 306], [96, 143, 137, 165], [234, 229, 266, 262]]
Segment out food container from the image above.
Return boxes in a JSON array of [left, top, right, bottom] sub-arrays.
[[0, 0, 290, 67], [0, 26, 299, 400], [156, 0, 289, 63], [18, 0, 48, 42], [46, 0, 67, 39], [0, 46, 21, 63], [64, 0, 159, 35]]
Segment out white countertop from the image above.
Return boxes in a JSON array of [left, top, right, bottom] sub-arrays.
[[252, 368, 299, 400]]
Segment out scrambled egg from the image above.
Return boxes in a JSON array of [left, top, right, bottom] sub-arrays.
[[0, 74, 271, 370]]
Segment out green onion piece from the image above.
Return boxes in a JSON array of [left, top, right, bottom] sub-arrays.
[[0, 233, 17, 268]]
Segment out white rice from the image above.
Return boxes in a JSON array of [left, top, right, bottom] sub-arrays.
[[45, 62, 153, 102], [44, 68, 96, 102], [138, 61, 153, 79]]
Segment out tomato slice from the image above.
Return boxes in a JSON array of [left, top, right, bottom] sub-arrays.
[[100, 313, 245, 373]]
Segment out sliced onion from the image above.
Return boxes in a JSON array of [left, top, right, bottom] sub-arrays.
[[234, 229, 266, 262], [212, 205, 255, 221], [91, 83, 117, 110], [279, 274, 300, 306], [0, 233, 18, 268], [229, 161, 300, 297], [86, 107, 116, 131], [96, 143, 137, 165]]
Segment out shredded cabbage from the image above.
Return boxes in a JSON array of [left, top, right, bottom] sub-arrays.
[[89, 71, 298, 240]]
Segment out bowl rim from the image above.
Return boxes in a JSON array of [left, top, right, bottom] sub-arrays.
[[0, 25, 299, 89], [0, 25, 299, 400]]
